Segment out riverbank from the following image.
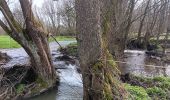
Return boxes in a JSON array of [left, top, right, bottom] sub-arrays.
[[123, 74, 170, 99], [0, 41, 81, 100]]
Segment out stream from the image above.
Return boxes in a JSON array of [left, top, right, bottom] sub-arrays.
[[1, 41, 170, 100], [0, 41, 83, 100]]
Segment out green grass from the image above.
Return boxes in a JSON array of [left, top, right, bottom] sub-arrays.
[[0, 35, 21, 48], [125, 75, 170, 100], [0, 35, 76, 49], [125, 84, 151, 100]]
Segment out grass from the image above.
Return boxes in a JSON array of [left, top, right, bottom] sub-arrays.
[[0, 35, 76, 49], [125, 84, 151, 100], [0, 35, 21, 48], [125, 75, 170, 100]]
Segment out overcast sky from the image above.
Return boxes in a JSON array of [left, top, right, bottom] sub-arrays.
[[33, 0, 44, 7]]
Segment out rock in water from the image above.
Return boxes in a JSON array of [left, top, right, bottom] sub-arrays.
[[0, 52, 11, 63]]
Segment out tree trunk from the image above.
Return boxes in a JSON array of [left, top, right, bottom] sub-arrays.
[[156, 0, 167, 45], [163, 1, 170, 54], [103, 0, 135, 60], [20, 0, 57, 86], [0, 0, 57, 87], [137, 0, 150, 43], [76, 0, 127, 99]]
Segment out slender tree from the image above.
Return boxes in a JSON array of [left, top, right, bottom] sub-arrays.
[[156, 0, 168, 45]]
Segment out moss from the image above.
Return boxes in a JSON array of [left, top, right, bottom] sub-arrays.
[[36, 76, 48, 88], [31, 76, 48, 94], [15, 84, 25, 94], [103, 83, 114, 100], [93, 61, 103, 71]]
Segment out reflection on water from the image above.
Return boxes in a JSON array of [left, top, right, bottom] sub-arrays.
[[119, 50, 170, 77]]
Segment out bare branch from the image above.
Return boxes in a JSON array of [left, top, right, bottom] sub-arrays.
[[0, 19, 11, 33]]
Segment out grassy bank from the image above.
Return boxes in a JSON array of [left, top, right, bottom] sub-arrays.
[[124, 74, 170, 100], [0, 35, 76, 49]]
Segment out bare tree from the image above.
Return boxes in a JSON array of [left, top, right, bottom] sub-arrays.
[[104, 0, 136, 59], [0, 0, 57, 87], [61, 0, 76, 36], [156, 0, 168, 45], [137, 0, 151, 43], [41, 0, 59, 35], [164, 0, 170, 53], [143, 0, 159, 48]]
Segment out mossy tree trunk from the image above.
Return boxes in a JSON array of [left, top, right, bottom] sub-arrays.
[[0, 0, 57, 87], [76, 0, 127, 99]]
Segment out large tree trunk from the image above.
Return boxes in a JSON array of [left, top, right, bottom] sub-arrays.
[[0, 0, 57, 87], [19, 0, 57, 86], [76, 0, 127, 99]]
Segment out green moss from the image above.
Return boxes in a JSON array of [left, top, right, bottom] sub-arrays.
[[125, 84, 151, 100], [15, 84, 25, 94], [30, 77, 49, 94], [36, 76, 48, 88], [93, 61, 103, 70]]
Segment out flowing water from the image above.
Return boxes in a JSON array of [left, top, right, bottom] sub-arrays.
[[1, 42, 170, 100], [0, 41, 83, 100]]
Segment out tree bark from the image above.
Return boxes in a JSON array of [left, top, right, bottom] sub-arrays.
[[144, 2, 159, 49], [103, 0, 135, 60], [137, 0, 151, 43], [0, 0, 57, 87], [156, 0, 167, 45], [164, 3, 170, 54], [76, 0, 127, 99]]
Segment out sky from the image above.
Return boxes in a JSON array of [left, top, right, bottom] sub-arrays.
[[33, 0, 44, 7]]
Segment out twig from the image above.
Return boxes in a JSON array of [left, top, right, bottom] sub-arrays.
[[49, 33, 63, 49]]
